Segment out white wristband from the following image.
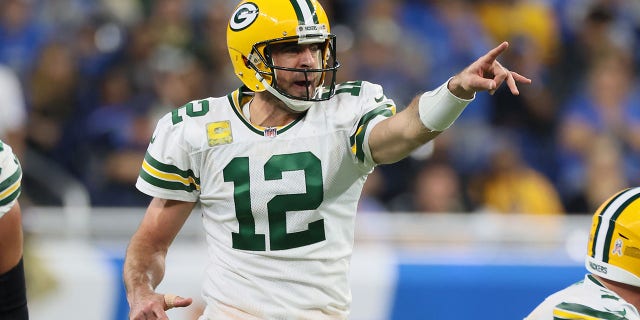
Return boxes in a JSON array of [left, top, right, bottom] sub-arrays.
[[418, 78, 474, 131]]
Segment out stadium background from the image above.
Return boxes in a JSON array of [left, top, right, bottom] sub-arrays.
[[24, 208, 589, 320], [0, 0, 638, 319]]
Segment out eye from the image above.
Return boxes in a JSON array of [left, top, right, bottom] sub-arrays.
[[269, 42, 323, 56], [284, 45, 302, 53], [309, 44, 321, 53]]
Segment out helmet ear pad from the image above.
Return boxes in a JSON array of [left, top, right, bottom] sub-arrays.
[[242, 56, 251, 69], [229, 47, 266, 92]]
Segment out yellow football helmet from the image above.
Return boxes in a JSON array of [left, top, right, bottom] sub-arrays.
[[227, 0, 340, 112], [586, 187, 640, 287]]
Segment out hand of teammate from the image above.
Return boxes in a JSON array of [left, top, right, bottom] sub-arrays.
[[448, 41, 532, 99], [129, 292, 193, 320]]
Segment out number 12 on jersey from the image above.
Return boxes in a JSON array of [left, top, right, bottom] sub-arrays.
[[223, 152, 326, 251]]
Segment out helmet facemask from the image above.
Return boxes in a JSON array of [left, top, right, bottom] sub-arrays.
[[247, 34, 339, 112]]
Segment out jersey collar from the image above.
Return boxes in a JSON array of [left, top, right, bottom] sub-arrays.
[[227, 86, 303, 136]]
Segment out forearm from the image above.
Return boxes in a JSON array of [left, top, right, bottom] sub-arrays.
[[124, 198, 194, 301], [369, 78, 473, 164], [369, 97, 440, 164], [0, 204, 24, 274], [123, 235, 168, 300]]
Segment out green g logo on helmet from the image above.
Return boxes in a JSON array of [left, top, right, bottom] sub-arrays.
[[230, 2, 259, 31]]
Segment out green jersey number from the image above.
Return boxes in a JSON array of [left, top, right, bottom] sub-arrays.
[[172, 100, 210, 125], [223, 152, 325, 251]]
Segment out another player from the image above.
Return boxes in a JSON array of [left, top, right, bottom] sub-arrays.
[[124, 0, 531, 319], [525, 187, 640, 319], [0, 140, 28, 319]]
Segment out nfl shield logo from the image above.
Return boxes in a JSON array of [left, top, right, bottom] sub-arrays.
[[264, 127, 277, 138]]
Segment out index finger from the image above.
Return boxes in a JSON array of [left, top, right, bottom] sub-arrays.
[[481, 41, 509, 65]]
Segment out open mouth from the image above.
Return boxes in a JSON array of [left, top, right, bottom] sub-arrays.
[[294, 80, 312, 88]]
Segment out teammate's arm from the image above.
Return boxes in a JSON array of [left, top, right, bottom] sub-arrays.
[[0, 202, 28, 319], [0, 203, 23, 274], [124, 198, 195, 320], [368, 42, 531, 164]]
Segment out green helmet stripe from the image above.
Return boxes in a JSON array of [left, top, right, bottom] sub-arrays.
[[602, 192, 640, 262], [303, 0, 319, 23], [290, 0, 319, 25], [591, 192, 624, 257], [592, 188, 640, 262]]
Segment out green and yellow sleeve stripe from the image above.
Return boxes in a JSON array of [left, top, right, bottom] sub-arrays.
[[139, 152, 200, 192], [553, 302, 628, 320], [0, 166, 21, 207], [350, 104, 395, 163]]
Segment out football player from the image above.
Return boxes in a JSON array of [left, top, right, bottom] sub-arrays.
[[525, 187, 640, 320], [123, 0, 531, 319], [0, 140, 28, 319]]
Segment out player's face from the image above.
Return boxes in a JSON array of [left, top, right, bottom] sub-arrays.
[[269, 42, 323, 99]]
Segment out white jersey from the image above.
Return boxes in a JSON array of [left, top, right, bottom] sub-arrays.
[[0, 140, 22, 218], [136, 81, 395, 319], [525, 274, 640, 320]]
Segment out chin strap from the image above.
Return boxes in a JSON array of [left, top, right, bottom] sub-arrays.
[[256, 73, 314, 113]]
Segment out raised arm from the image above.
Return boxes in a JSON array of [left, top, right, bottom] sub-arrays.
[[368, 41, 531, 164], [124, 198, 196, 320]]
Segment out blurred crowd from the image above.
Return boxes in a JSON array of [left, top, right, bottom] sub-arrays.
[[0, 0, 639, 214]]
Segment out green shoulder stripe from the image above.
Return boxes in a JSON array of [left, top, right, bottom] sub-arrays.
[[139, 152, 200, 192]]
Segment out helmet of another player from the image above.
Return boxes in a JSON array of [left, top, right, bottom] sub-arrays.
[[586, 187, 640, 287], [226, 0, 340, 112]]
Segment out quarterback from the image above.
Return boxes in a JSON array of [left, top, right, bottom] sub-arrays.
[[123, 0, 531, 319], [0, 140, 28, 319], [525, 187, 640, 320]]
